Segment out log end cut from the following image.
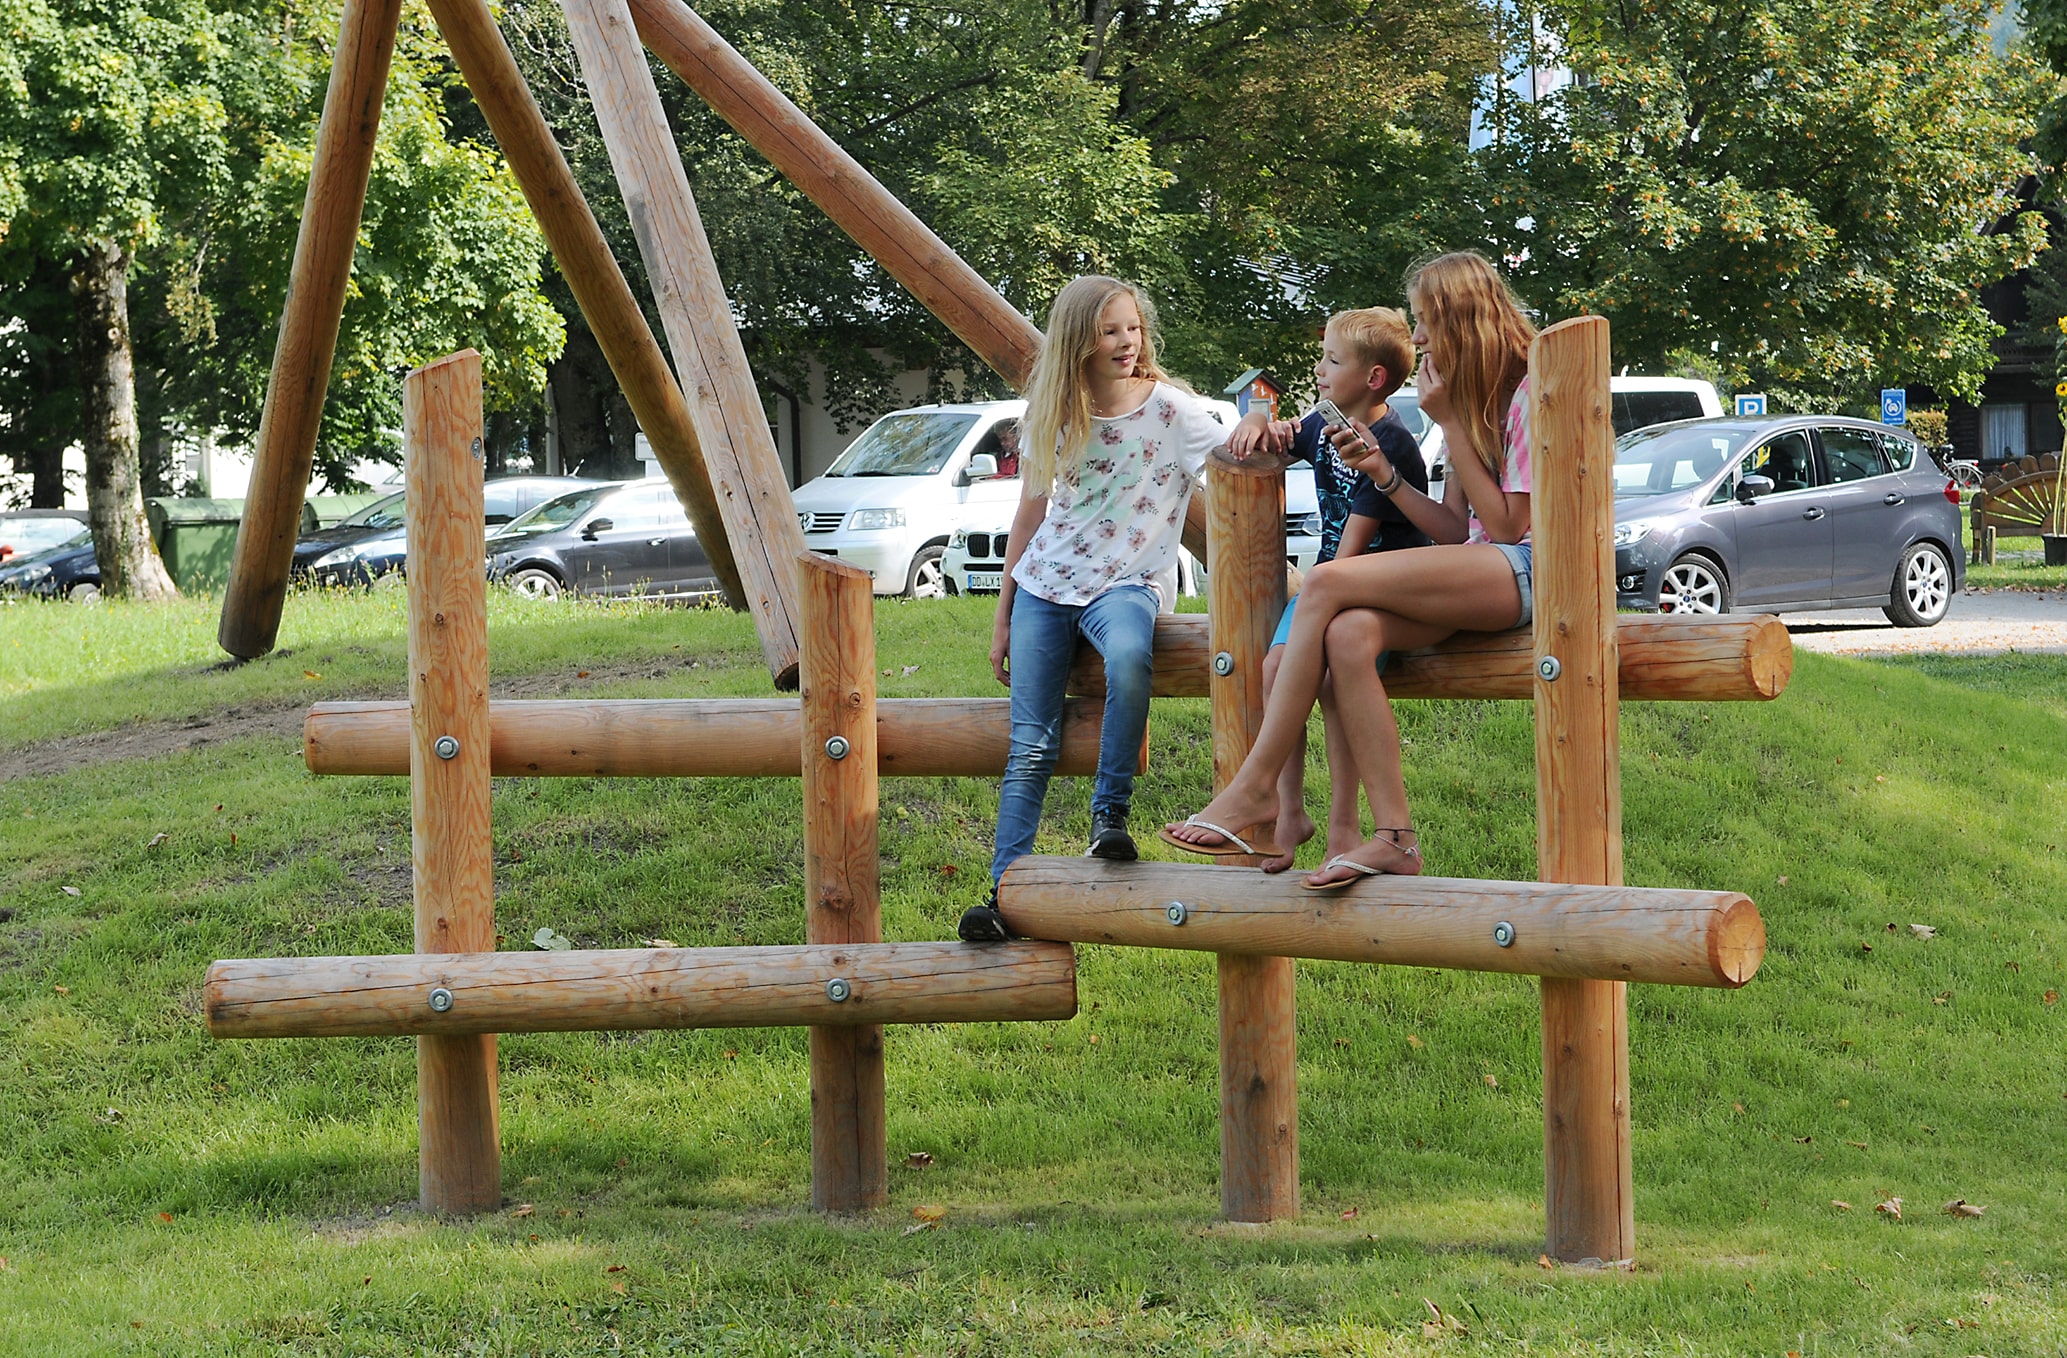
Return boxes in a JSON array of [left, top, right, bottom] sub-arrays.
[[1709, 895, 1766, 987], [1746, 615, 1795, 700]]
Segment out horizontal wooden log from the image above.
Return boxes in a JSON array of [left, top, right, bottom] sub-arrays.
[[305, 697, 1118, 778], [1067, 612, 1792, 702], [207, 941, 1076, 1038], [997, 859, 1763, 989]]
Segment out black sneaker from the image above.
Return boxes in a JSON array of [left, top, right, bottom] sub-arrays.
[[1086, 809, 1137, 861], [957, 890, 1012, 943]]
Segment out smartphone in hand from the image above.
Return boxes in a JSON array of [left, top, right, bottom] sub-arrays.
[[1310, 398, 1351, 431]]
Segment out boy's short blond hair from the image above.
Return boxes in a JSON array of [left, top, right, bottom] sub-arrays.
[[1327, 307, 1414, 401]]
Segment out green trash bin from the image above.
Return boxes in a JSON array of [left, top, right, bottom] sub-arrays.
[[146, 498, 250, 594]]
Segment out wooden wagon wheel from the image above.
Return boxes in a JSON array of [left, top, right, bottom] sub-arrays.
[[1974, 453, 2066, 535]]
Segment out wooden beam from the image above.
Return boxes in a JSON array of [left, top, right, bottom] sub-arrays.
[[995, 860, 1763, 989], [205, 942, 1079, 1038], [303, 696, 1122, 778], [799, 554, 885, 1211], [218, 0, 404, 660], [404, 352, 501, 1214], [1530, 315, 1635, 1267], [422, 0, 759, 655], [626, 0, 1042, 387], [1064, 611, 1793, 702], [1206, 459, 1296, 1223], [564, 0, 806, 685]]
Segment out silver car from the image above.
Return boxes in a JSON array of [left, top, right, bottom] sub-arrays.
[[1612, 416, 1961, 626]]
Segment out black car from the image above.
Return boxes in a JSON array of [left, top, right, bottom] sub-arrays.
[[0, 528, 100, 600], [304, 476, 599, 587], [486, 480, 718, 600], [0, 509, 92, 565]]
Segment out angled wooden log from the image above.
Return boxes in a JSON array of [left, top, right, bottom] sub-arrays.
[[1530, 315, 1635, 1267], [996, 860, 1763, 989], [423, 0, 760, 656], [565, 0, 806, 684], [627, 0, 1041, 387], [1205, 459, 1296, 1223], [799, 554, 885, 1211], [405, 352, 501, 1214], [205, 942, 1078, 1038], [1064, 611, 1791, 702], [303, 696, 1125, 778], [219, 0, 404, 660]]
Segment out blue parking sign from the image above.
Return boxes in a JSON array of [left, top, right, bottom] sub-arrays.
[[1880, 388, 1907, 425], [1734, 394, 1766, 417]]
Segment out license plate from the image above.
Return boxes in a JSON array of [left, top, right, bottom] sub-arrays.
[[966, 571, 1003, 592]]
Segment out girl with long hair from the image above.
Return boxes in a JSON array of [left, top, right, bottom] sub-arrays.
[[1161, 251, 1538, 888], [959, 275, 1233, 940]]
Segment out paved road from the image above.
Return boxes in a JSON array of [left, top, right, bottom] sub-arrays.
[[1783, 588, 2067, 656]]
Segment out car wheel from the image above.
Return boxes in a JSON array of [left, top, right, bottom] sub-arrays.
[[1656, 554, 1729, 614], [507, 567, 564, 601], [67, 581, 102, 604], [369, 567, 406, 592], [906, 546, 947, 600], [1884, 541, 1952, 627]]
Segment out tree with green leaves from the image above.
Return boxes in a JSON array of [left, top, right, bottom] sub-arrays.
[[1478, 0, 2050, 412]]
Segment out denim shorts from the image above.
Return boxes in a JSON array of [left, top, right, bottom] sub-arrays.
[[1492, 541, 1534, 629]]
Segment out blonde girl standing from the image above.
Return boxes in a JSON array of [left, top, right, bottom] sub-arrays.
[[959, 275, 1231, 941]]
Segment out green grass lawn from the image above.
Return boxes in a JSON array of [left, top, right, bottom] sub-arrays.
[[4, 590, 2067, 1355]]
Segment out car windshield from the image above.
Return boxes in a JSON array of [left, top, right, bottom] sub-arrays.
[[339, 490, 408, 530], [496, 485, 616, 536], [1613, 424, 1758, 497], [1386, 392, 1431, 440], [0, 519, 90, 557], [824, 413, 979, 477]]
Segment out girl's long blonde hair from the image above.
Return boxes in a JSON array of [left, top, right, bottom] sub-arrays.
[[1405, 252, 1536, 478], [1020, 276, 1183, 495]]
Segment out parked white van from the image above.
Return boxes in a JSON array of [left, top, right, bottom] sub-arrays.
[[1400, 376, 1724, 480], [790, 400, 1029, 597]]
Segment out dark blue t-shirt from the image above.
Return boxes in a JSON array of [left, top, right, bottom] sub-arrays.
[[1292, 406, 1432, 560]]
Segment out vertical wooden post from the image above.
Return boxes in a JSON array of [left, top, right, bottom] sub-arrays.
[[1206, 460, 1296, 1222], [406, 352, 501, 1214], [562, 0, 808, 681], [423, 0, 775, 673], [218, 0, 403, 659], [1529, 316, 1633, 1265], [799, 553, 886, 1211]]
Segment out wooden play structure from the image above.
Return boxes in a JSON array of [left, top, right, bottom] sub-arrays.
[[205, 0, 1795, 1265], [207, 334, 1790, 1266]]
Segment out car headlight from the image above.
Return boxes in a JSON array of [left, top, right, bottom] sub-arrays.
[[950, 529, 968, 548], [848, 508, 906, 531], [1612, 520, 1655, 548], [312, 542, 375, 569]]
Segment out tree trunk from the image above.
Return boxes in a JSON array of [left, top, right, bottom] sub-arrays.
[[545, 322, 617, 477], [70, 238, 177, 601]]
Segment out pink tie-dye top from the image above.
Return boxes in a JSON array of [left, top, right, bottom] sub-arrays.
[[1465, 378, 1533, 546]]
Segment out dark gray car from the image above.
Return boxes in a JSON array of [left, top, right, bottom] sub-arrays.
[[1612, 416, 1962, 626], [485, 480, 717, 600]]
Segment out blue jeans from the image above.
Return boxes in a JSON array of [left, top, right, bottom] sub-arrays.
[[991, 584, 1158, 883]]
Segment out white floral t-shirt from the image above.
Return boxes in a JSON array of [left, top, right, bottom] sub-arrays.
[[1013, 382, 1225, 610]]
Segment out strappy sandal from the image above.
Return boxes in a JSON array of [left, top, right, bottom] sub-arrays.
[[1299, 828, 1420, 892], [1156, 815, 1284, 859]]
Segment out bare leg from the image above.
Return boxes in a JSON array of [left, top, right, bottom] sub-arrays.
[[1317, 668, 1362, 860], [1166, 545, 1523, 851], [1301, 607, 1451, 887], [1260, 645, 1316, 874]]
